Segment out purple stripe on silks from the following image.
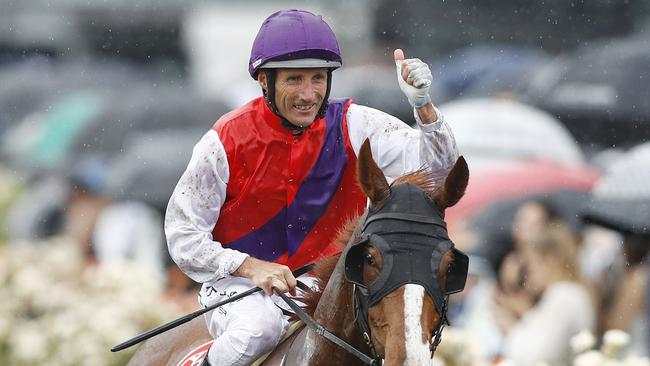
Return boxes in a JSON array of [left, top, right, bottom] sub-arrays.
[[222, 211, 289, 262], [223, 99, 350, 262], [285, 99, 349, 256]]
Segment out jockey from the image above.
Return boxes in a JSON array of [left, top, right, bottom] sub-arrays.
[[165, 9, 459, 366]]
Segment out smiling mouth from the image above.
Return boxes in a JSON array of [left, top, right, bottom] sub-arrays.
[[293, 104, 316, 112]]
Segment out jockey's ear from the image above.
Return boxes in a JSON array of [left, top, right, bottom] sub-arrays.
[[257, 71, 268, 93], [357, 139, 390, 206], [433, 156, 469, 210]]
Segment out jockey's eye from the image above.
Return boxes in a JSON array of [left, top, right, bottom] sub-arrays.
[[364, 253, 376, 266]]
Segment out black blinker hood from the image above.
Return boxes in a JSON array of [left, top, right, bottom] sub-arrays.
[[344, 183, 469, 313]]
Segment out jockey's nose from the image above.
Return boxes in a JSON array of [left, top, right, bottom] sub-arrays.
[[297, 80, 319, 102]]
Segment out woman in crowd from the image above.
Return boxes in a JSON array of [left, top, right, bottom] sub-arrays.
[[494, 221, 596, 365]]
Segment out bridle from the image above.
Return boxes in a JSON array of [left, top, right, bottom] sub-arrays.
[[343, 183, 469, 360], [281, 183, 468, 365]]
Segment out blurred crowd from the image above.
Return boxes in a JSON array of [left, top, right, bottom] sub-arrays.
[[0, 1, 649, 365]]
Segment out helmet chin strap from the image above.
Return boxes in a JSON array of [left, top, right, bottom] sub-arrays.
[[262, 69, 333, 133]]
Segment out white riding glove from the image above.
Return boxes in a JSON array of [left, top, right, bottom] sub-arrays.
[[395, 58, 432, 108]]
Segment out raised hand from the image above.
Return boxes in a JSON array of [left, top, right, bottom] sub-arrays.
[[394, 48, 432, 108], [233, 256, 297, 296]]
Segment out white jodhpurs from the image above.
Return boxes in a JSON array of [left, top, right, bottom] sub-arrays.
[[200, 277, 290, 366]]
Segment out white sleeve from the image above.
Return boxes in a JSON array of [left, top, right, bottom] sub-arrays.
[[164, 129, 249, 284], [346, 104, 459, 184]]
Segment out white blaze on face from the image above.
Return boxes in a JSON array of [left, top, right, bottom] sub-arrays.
[[403, 284, 432, 366]]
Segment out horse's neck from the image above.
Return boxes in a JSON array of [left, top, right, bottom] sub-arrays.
[[298, 256, 368, 366]]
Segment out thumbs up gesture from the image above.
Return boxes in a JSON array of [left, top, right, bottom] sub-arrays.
[[394, 49, 432, 108]]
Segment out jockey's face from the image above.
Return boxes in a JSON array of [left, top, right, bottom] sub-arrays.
[[262, 68, 328, 128]]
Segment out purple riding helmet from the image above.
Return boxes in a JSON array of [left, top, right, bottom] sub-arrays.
[[249, 9, 342, 121]]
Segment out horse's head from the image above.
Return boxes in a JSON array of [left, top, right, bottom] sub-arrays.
[[342, 140, 469, 365]]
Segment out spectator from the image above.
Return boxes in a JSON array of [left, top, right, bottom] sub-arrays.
[[495, 222, 595, 365]]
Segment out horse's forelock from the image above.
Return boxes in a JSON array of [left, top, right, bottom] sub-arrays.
[[392, 166, 445, 197]]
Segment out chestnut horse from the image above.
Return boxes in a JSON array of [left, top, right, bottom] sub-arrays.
[[128, 140, 469, 366]]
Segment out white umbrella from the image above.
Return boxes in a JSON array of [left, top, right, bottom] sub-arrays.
[[583, 142, 650, 235], [440, 97, 584, 170]]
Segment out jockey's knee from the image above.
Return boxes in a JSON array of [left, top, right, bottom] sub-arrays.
[[245, 310, 286, 349], [220, 311, 286, 364]]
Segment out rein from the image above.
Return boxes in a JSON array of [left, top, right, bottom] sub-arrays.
[[275, 291, 380, 365], [273, 211, 380, 365]]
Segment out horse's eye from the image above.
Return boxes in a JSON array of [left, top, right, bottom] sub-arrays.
[[364, 253, 376, 266]]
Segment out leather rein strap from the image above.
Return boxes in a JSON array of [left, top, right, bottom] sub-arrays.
[[275, 212, 379, 365], [275, 291, 379, 365]]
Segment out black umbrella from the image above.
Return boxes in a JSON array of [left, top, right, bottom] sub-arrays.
[[469, 190, 592, 275], [522, 35, 650, 150], [0, 58, 154, 169], [0, 58, 61, 137], [432, 44, 548, 99], [583, 142, 650, 235], [68, 88, 228, 161], [0, 58, 150, 130], [104, 129, 205, 211]]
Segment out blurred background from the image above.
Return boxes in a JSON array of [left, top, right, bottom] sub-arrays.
[[0, 0, 649, 365]]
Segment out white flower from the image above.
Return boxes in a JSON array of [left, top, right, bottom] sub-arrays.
[[10, 321, 49, 364], [12, 265, 51, 301], [435, 327, 480, 366], [602, 330, 631, 358], [622, 356, 650, 366], [0, 237, 183, 365], [571, 330, 598, 354], [574, 350, 606, 366]]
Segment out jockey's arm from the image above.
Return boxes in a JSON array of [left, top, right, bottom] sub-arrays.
[[345, 49, 458, 184], [165, 130, 297, 296], [345, 103, 458, 185], [165, 131, 248, 284], [232, 256, 297, 296], [415, 102, 438, 124]]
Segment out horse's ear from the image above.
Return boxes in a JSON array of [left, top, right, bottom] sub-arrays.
[[357, 139, 390, 205], [433, 156, 469, 210]]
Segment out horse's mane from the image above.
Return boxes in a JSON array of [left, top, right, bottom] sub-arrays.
[[297, 168, 443, 317], [297, 216, 359, 317]]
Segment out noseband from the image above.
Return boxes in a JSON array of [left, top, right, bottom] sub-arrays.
[[343, 184, 469, 359]]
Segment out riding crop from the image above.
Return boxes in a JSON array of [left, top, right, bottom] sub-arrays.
[[110, 264, 314, 352]]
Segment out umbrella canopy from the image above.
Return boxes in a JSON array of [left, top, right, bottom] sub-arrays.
[[431, 45, 548, 99], [104, 129, 205, 210], [439, 98, 585, 170], [0, 58, 62, 138], [583, 142, 650, 235], [446, 159, 600, 224], [522, 35, 650, 149], [69, 88, 228, 158], [0, 58, 153, 170], [468, 190, 592, 275], [0, 90, 111, 172]]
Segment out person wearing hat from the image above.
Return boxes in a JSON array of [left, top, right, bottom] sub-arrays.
[[165, 9, 459, 365]]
